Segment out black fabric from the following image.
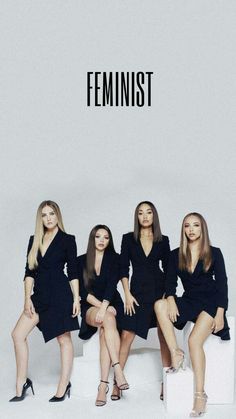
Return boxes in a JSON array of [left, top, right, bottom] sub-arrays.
[[24, 229, 79, 342], [120, 232, 170, 338], [165, 247, 230, 341], [77, 251, 125, 340]]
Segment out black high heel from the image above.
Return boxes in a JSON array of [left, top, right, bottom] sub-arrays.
[[112, 362, 129, 391], [9, 378, 34, 402], [160, 381, 164, 401], [111, 379, 121, 401], [49, 382, 71, 402], [95, 380, 109, 407]]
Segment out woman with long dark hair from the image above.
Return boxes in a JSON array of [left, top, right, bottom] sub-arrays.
[[10, 201, 80, 402], [111, 201, 171, 400], [155, 212, 230, 417], [78, 224, 128, 407]]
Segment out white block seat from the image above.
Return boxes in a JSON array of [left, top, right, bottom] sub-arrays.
[[163, 366, 194, 414], [183, 315, 235, 404]]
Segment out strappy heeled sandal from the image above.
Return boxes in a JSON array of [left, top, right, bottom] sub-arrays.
[[166, 348, 185, 373], [112, 362, 129, 390], [95, 380, 109, 407], [111, 379, 121, 401], [190, 391, 208, 417]]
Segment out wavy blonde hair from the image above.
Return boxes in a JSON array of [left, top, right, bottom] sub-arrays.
[[28, 200, 65, 270], [179, 212, 212, 272]]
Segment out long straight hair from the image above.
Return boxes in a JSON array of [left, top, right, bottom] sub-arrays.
[[28, 200, 65, 270], [178, 212, 212, 272], [133, 201, 162, 242], [84, 224, 115, 290]]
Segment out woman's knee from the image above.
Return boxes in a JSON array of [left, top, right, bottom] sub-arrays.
[[57, 332, 72, 346], [154, 299, 167, 315], [103, 311, 116, 328], [121, 330, 135, 346], [11, 327, 25, 343], [188, 334, 202, 351]]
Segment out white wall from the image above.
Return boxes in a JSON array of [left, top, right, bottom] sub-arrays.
[[0, 0, 235, 390]]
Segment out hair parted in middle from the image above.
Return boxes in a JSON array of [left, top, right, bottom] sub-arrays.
[[178, 212, 212, 272], [84, 224, 115, 290], [28, 200, 65, 270], [133, 200, 162, 243]]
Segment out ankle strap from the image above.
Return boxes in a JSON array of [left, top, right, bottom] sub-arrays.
[[100, 380, 109, 384], [112, 362, 120, 367]]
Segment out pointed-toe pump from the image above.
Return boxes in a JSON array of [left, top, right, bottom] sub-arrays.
[[9, 378, 34, 402], [49, 382, 71, 402]]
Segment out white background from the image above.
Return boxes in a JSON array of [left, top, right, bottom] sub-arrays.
[[0, 0, 235, 416]]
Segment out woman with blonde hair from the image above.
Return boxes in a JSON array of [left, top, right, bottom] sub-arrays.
[[10, 200, 80, 402], [155, 212, 230, 417]]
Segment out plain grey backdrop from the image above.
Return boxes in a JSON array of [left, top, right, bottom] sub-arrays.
[[0, 0, 235, 404]]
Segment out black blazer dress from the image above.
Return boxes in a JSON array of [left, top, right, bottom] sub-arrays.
[[165, 246, 230, 340], [120, 232, 170, 339], [78, 250, 125, 340], [24, 229, 79, 342]]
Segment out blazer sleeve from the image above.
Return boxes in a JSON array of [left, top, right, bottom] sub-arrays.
[[77, 257, 88, 301], [213, 248, 228, 310], [160, 236, 171, 275], [66, 235, 78, 281], [165, 251, 178, 297], [103, 254, 120, 302], [24, 236, 36, 280], [120, 234, 130, 279]]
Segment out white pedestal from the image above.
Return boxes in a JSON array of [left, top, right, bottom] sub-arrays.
[[163, 366, 194, 414], [183, 316, 235, 404]]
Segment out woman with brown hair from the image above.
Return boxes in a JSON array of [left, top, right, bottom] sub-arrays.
[[155, 212, 230, 417], [10, 201, 80, 402], [77, 224, 128, 407], [111, 201, 171, 400]]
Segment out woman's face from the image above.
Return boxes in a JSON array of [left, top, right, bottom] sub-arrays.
[[138, 203, 153, 228], [42, 205, 58, 230], [95, 228, 110, 251], [184, 215, 202, 242]]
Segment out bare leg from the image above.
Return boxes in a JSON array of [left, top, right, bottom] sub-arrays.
[[86, 308, 128, 390], [188, 311, 213, 415], [11, 312, 39, 396], [154, 299, 185, 369], [55, 332, 74, 397], [157, 326, 171, 367], [111, 329, 135, 399], [96, 328, 111, 405]]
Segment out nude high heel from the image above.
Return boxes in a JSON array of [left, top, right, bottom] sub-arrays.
[[190, 391, 208, 417], [166, 348, 185, 373]]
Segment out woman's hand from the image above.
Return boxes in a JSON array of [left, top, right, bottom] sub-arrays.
[[125, 291, 139, 316], [95, 306, 107, 323], [107, 305, 117, 316], [72, 298, 80, 317], [167, 297, 179, 323], [24, 298, 35, 318], [211, 310, 224, 333]]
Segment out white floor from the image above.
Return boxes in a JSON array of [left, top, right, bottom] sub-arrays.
[[1, 380, 236, 419]]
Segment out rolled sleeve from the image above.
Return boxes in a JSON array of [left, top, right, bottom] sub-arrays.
[[213, 248, 228, 310], [165, 251, 178, 297], [24, 236, 36, 280], [120, 234, 130, 279], [77, 256, 89, 301], [66, 235, 78, 281]]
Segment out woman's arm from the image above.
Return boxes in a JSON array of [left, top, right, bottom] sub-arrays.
[[211, 248, 228, 332], [66, 235, 80, 316], [23, 276, 35, 318]]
